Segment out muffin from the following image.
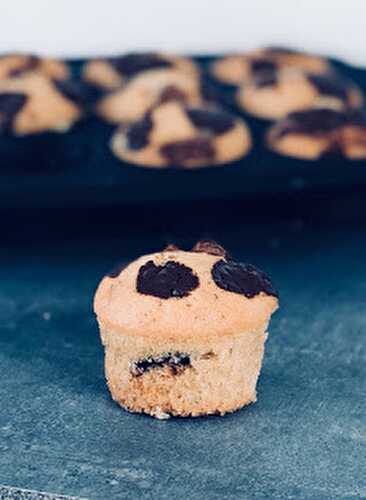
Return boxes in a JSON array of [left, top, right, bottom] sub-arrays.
[[83, 52, 198, 91], [237, 70, 363, 120], [94, 241, 279, 418], [0, 53, 70, 81], [211, 46, 330, 86], [0, 73, 82, 135], [267, 108, 366, 159], [96, 68, 203, 123], [110, 101, 251, 168]]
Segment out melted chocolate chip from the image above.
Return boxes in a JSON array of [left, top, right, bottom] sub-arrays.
[[308, 74, 349, 102], [251, 59, 278, 87], [0, 93, 27, 132], [187, 109, 235, 135], [158, 85, 187, 104], [212, 259, 278, 299], [7, 55, 39, 77], [109, 53, 172, 77], [53, 79, 90, 107], [192, 239, 227, 257], [346, 109, 366, 127], [164, 244, 180, 251], [106, 262, 127, 278], [160, 137, 215, 165], [137, 260, 199, 299], [131, 352, 191, 376], [276, 108, 348, 138], [265, 46, 298, 56], [126, 114, 153, 150]]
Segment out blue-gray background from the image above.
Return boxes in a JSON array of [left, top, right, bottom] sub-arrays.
[[0, 191, 365, 499]]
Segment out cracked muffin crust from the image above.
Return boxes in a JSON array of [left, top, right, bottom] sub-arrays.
[[211, 46, 331, 86], [267, 108, 366, 159], [0, 53, 70, 81], [237, 70, 363, 120], [94, 240, 278, 418], [110, 101, 251, 168], [0, 73, 83, 135], [82, 52, 198, 91], [96, 68, 203, 124]]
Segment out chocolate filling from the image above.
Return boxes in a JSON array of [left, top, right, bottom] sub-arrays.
[[187, 109, 235, 135], [160, 137, 215, 165], [307, 74, 349, 102], [276, 108, 348, 138], [126, 114, 153, 150], [192, 239, 228, 257], [251, 59, 278, 87], [212, 259, 278, 298], [136, 260, 199, 299], [158, 85, 187, 104], [7, 55, 39, 77], [131, 352, 191, 376], [0, 92, 27, 132], [109, 53, 172, 77]]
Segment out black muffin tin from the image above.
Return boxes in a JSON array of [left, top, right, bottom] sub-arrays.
[[1, 56, 366, 207]]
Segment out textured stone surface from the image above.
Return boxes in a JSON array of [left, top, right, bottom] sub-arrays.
[[0, 204, 365, 499]]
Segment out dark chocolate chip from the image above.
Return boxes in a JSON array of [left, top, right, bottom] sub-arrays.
[[7, 55, 39, 77], [251, 58, 278, 87], [187, 109, 235, 135], [276, 108, 348, 138], [158, 85, 187, 104], [307, 74, 349, 102], [192, 239, 227, 257], [212, 259, 278, 299], [53, 79, 91, 107], [136, 260, 199, 299], [126, 114, 153, 150], [131, 352, 191, 376], [346, 109, 366, 127], [160, 137, 215, 165], [0, 92, 27, 132], [106, 262, 127, 278], [264, 46, 299, 56], [109, 53, 172, 77]]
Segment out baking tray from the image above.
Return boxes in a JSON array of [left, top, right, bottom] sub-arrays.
[[0, 56, 366, 208]]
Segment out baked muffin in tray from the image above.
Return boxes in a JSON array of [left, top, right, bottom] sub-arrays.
[[0, 53, 70, 81], [237, 70, 363, 121], [211, 46, 331, 87], [83, 52, 198, 91], [267, 107, 366, 160], [96, 68, 204, 124], [110, 101, 252, 169]]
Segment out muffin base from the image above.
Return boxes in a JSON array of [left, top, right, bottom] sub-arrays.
[[100, 326, 268, 418]]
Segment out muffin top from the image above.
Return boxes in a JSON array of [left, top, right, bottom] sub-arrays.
[[0, 53, 70, 81], [111, 101, 251, 168], [94, 241, 278, 340]]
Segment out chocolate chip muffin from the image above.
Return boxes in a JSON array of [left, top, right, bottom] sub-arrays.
[[211, 46, 330, 86], [94, 241, 279, 418], [83, 52, 198, 91], [110, 101, 251, 168], [267, 108, 366, 159], [96, 68, 203, 124], [0, 73, 82, 135], [237, 70, 363, 120], [0, 53, 70, 81]]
